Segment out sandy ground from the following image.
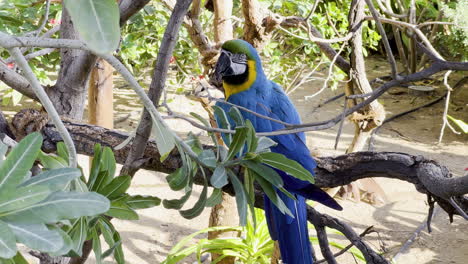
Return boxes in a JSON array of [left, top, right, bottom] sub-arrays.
[[9, 57, 468, 263]]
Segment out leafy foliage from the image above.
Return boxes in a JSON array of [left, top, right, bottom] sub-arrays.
[[0, 133, 109, 261]]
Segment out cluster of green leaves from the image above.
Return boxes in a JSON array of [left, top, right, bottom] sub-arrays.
[[439, 0, 468, 60], [164, 208, 366, 263], [0, 133, 109, 262], [162, 105, 315, 229], [39, 143, 162, 264]]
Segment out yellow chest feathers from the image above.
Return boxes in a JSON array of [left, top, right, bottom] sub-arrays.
[[223, 60, 257, 99]]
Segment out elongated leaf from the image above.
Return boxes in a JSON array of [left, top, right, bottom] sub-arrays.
[[226, 127, 248, 161], [241, 161, 283, 187], [68, 218, 87, 257], [106, 200, 138, 220], [253, 171, 293, 217], [166, 168, 189, 191], [228, 107, 245, 126], [228, 170, 248, 226], [63, 0, 120, 54], [101, 147, 116, 178], [48, 227, 73, 256], [245, 120, 258, 152], [113, 232, 125, 264], [11, 252, 29, 264], [212, 105, 232, 145], [0, 185, 50, 214], [0, 133, 42, 192], [88, 144, 103, 190], [152, 119, 175, 162], [21, 168, 80, 191], [255, 137, 277, 152], [56, 142, 69, 162], [210, 165, 228, 188], [7, 223, 62, 252], [259, 152, 315, 184], [3, 192, 110, 223], [199, 149, 217, 168], [447, 115, 468, 133], [205, 188, 223, 207], [0, 220, 16, 258], [163, 188, 192, 210], [38, 152, 67, 169], [91, 228, 102, 264], [99, 175, 131, 199], [126, 195, 161, 210], [94, 171, 112, 193], [179, 180, 208, 219]]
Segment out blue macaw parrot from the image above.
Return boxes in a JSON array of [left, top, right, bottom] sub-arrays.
[[213, 39, 342, 264]]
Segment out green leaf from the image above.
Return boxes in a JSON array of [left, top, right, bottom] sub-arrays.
[[49, 227, 73, 257], [7, 222, 62, 253], [152, 119, 175, 162], [205, 188, 223, 207], [225, 127, 248, 161], [212, 105, 232, 145], [91, 228, 102, 264], [179, 180, 208, 219], [99, 175, 131, 199], [0, 132, 42, 192], [126, 195, 161, 210], [56, 142, 69, 162], [113, 232, 125, 264], [259, 152, 315, 184], [198, 149, 217, 168], [3, 191, 110, 223], [101, 147, 116, 178], [166, 168, 189, 191], [11, 252, 29, 264], [0, 185, 50, 214], [241, 161, 283, 187], [228, 106, 245, 126], [68, 218, 87, 257], [0, 220, 16, 259], [88, 144, 103, 190], [447, 115, 468, 133], [255, 137, 277, 152], [94, 171, 113, 193], [106, 200, 139, 220], [245, 120, 258, 152], [210, 165, 228, 188], [252, 170, 293, 217], [21, 168, 81, 191], [38, 151, 68, 169], [63, 0, 120, 54], [163, 188, 192, 210], [228, 170, 248, 226]]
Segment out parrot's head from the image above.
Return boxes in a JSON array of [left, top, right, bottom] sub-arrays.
[[213, 39, 263, 99]]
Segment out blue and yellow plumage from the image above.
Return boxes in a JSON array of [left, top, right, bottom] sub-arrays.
[[214, 39, 342, 264]]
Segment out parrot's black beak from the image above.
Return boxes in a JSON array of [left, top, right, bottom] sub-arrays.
[[212, 50, 247, 87]]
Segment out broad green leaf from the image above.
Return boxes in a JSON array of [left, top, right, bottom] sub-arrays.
[[91, 228, 102, 264], [198, 149, 216, 168], [0, 132, 42, 192], [259, 152, 315, 184], [0, 185, 50, 214], [241, 161, 283, 187], [225, 127, 248, 161], [228, 107, 245, 126], [113, 232, 125, 264], [56, 142, 69, 162], [228, 170, 248, 226], [38, 152, 68, 169], [106, 200, 138, 220], [163, 187, 192, 210], [166, 168, 189, 191], [185, 132, 203, 154], [179, 180, 208, 219], [101, 240, 121, 260], [3, 192, 110, 223], [99, 175, 131, 199], [68, 218, 87, 257], [253, 171, 293, 217], [245, 120, 258, 152], [205, 188, 223, 207], [49, 227, 73, 256], [210, 165, 228, 188], [63, 0, 120, 54], [212, 105, 232, 145], [0, 220, 16, 259], [98, 218, 116, 248], [7, 222, 62, 252], [126, 195, 161, 209], [447, 115, 468, 133], [101, 147, 116, 178], [11, 252, 29, 264], [152, 119, 175, 161], [255, 137, 277, 152], [94, 171, 113, 193], [21, 168, 81, 191], [88, 144, 103, 190]]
